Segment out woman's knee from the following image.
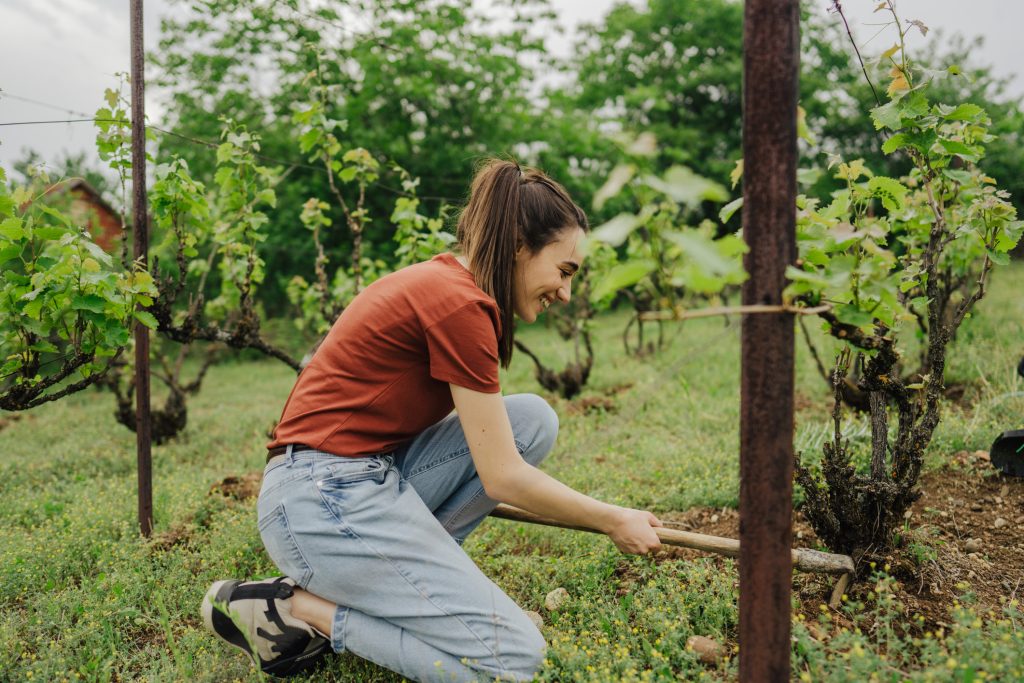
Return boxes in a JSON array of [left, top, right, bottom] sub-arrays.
[[494, 616, 546, 681], [506, 393, 558, 465]]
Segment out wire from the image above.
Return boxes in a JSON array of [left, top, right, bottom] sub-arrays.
[[0, 91, 92, 118], [0, 112, 460, 203], [0, 118, 104, 127]]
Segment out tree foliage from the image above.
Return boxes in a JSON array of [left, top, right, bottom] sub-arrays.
[[0, 166, 157, 411], [152, 0, 553, 312]]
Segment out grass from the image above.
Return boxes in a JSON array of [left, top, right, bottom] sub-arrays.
[[1, 263, 1022, 681]]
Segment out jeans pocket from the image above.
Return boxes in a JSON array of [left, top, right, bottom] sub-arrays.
[[258, 503, 314, 588], [316, 455, 390, 489]]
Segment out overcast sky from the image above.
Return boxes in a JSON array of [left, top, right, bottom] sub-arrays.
[[1, 0, 1021, 174]]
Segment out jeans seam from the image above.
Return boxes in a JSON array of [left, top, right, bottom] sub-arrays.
[[315, 481, 512, 673], [406, 446, 471, 477], [443, 487, 490, 542], [331, 605, 349, 653]]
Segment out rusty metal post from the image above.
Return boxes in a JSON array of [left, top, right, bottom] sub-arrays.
[[130, 0, 153, 537], [740, 1, 799, 681]]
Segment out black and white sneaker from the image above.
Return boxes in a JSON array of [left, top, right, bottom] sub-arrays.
[[202, 576, 330, 678]]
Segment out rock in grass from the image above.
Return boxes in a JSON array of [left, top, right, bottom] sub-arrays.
[[524, 610, 544, 630], [687, 635, 724, 665], [964, 538, 982, 554], [544, 587, 570, 611]]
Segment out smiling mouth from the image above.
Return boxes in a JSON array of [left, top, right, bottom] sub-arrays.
[[539, 295, 552, 311]]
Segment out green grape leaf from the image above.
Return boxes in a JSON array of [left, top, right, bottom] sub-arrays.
[[593, 163, 635, 211], [870, 100, 902, 131], [719, 197, 743, 224], [72, 294, 107, 313], [134, 310, 159, 330], [834, 304, 874, 328], [33, 226, 67, 241], [942, 103, 985, 122], [881, 133, 908, 155], [591, 213, 643, 247], [867, 176, 907, 212], [645, 166, 729, 207], [0, 217, 25, 241], [0, 244, 21, 265], [590, 259, 656, 303]]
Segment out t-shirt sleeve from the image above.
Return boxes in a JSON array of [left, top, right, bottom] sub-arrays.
[[425, 301, 501, 393]]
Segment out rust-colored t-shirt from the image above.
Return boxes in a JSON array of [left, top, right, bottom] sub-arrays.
[[267, 253, 502, 456]]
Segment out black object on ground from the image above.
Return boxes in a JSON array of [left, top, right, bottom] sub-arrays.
[[991, 430, 1024, 477]]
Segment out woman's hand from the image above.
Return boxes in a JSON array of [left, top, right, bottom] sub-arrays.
[[605, 507, 663, 555]]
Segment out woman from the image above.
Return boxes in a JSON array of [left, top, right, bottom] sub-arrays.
[[202, 160, 663, 681]]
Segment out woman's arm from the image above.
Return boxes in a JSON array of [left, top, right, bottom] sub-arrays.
[[450, 384, 662, 554]]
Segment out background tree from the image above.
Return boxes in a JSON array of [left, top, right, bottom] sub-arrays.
[[152, 0, 554, 313]]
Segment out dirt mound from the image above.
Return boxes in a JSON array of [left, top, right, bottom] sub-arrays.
[[655, 453, 1024, 637], [209, 471, 262, 500]]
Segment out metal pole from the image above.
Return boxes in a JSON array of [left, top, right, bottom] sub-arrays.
[[130, 0, 153, 537], [740, 1, 799, 681]]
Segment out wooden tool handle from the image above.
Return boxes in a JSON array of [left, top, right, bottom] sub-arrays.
[[490, 504, 854, 576]]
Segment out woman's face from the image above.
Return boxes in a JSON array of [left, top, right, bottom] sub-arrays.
[[513, 226, 585, 323]]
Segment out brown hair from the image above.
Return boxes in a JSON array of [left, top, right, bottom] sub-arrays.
[[456, 159, 589, 367]]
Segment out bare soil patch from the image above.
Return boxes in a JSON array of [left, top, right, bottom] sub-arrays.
[[209, 471, 262, 500], [564, 396, 618, 416], [0, 413, 25, 432], [655, 451, 1024, 638]]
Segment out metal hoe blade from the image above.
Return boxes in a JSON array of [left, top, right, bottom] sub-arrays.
[[990, 430, 1024, 477]]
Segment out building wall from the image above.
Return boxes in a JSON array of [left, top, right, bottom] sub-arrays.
[[68, 187, 122, 253]]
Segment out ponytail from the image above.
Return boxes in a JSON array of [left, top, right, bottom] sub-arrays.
[[457, 158, 588, 367]]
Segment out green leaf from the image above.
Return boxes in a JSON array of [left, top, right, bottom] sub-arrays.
[[899, 90, 930, 118], [870, 100, 902, 131], [797, 105, 816, 145], [987, 250, 1010, 266], [867, 176, 907, 212], [36, 204, 73, 228], [797, 168, 822, 187], [590, 260, 655, 302], [943, 103, 985, 122], [298, 128, 322, 154], [593, 164, 635, 211], [0, 243, 21, 265], [834, 304, 875, 328], [256, 188, 277, 208], [941, 169, 973, 184], [881, 133, 908, 155], [134, 310, 159, 330], [72, 294, 107, 313], [719, 197, 743, 224], [0, 194, 16, 217], [664, 230, 743, 277], [339, 167, 358, 183], [730, 159, 743, 190], [33, 226, 67, 241], [0, 217, 25, 241], [938, 139, 980, 163], [645, 166, 729, 207], [22, 297, 45, 320], [591, 213, 643, 247]]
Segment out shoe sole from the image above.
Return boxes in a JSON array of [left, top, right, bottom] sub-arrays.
[[202, 579, 331, 678], [202, 579, 259, 666]]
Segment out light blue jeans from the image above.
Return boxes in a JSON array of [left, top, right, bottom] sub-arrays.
[[257, 393, 558, 682]]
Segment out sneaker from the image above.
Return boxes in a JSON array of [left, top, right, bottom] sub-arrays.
[[202, 576, 330, 678]]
